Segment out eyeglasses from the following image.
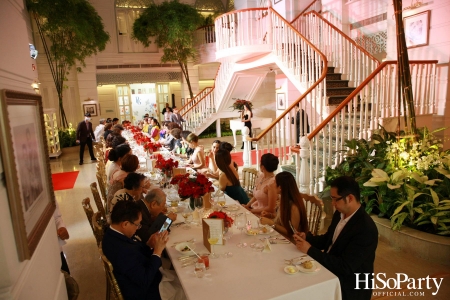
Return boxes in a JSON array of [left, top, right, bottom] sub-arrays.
[[130, 221, 142, 229], [331, 195, 347, 202]]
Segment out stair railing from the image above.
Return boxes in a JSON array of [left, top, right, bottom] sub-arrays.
[[290, 0, 322, 23], [297, 60, 438, 194], [193, 25, 216, 46], [179, 87, 213, 116], [292, 11, 379, 88], [247, 8, 328, 169]]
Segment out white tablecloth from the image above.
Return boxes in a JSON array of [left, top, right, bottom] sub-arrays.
[[166, 199, 342, 300]]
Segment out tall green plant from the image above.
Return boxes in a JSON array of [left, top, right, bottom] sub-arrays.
[[27, 0, 110, 127], [132, 0, 204, 100]]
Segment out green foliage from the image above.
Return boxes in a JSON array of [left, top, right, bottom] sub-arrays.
[[325, 126, 450, 236], [132, 0, 203, 99], [27, 0, 110, 127], [58, 124, 77, 148]]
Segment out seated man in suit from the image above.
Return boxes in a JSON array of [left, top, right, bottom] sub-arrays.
[[294, 176, 378, 300], [135, 188, 177, 245], [102, 200, 168, 300]]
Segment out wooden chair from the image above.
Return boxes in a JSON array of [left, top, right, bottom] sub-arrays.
[[99, 243, 124, 300], [96, 172, 108, 206], [90, 182, 107, 219], [82, 197, 95, 233], [241, 167, 258, 197], [301, 194, 325, 236], [92, 211, 107, 246], [94, 143, 104, 160]]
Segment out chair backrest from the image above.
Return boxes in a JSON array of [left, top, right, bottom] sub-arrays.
[[92, 211, 106, 246], [301, 194, 325, 236], [94, 144, 104, 160], [98, 243, 124, 300], [82, 197, 95, 233], [96, 172, 108, 204], [90, 182, 107, 219], [242, 168, 258, 195]]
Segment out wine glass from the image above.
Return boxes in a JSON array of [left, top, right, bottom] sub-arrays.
[[208, 229, 222, 259], [181, 205, 193, 230], [217, 193, 226, 209], [235, 213, 247, 248]]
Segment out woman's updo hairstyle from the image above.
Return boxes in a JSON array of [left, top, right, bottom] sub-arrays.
[[108, 143, 131, 162], [260, 153, 279, 172]]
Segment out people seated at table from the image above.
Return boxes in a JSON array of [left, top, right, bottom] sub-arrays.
[[107, 154, 141, 201], [104, 134, 126, 163], [106, 143, 132, 185], [185, 133, 205, 170], [171, 107, 185, 128], [142, 118, 150, 133], [293, 176, 378, 300], [165, 128, 182, 152], [150, 118, 161, 141], [160, 122, 179, 147], [219, 142, 239, 172], [243, 153, 279, 215], [112, 124, 124, 136], [103, 122, 113, 140], [199, 140, 221, 180], [135, 188, 177, 245], [260, 171, 308, 239], [102, 200, 168, 300], [109, 172, 147, 213], [216, 149, 249, 204]]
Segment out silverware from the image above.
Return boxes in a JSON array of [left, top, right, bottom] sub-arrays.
[[267, 240, 290, 244], [171, 222, 185, 227]]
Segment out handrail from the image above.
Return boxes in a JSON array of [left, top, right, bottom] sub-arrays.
[[308, 60, 439, 140], [290, 0, 321, 24], [214, 7, 267, 21], [250, 7, 328, 141], [181, 87, 215, 117], [303, 11, 379, 66], [179, 87, 210, 112]]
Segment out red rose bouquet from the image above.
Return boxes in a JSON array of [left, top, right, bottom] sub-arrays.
[[230, 99, 253, 111], [155, 155, 179, 172], [143, 141, 160, 153], [170, 173, 214, 199], [208, 211, 234, 227]]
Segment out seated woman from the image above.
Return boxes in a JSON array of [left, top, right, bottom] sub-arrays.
[[199, 140, 220, 180], [150, 118, 161, 141], [185, 133, 206, 170], [109, 172, 147, 213], [104, 133, 126, 163], [105, 143, 131, 187], [216, 149, 249, 204], [142, 118, 150, 133], [243, 153, 279, 215], [260, 171, 309, 239], [110, 154, 139, 184], [103, 122, 113, 140], [219, 142, 239, 172]]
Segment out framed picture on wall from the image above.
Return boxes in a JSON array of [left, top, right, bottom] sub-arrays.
[[83, 103, 98, 116], [0, 89, 56, 261], [403, 10, 430, 48], [276, 93, 286, 110], [181, 98, 185, 106]]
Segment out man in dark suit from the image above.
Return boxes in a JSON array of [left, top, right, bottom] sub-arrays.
[[291, 103, 310, 144], [102, 200, 168, 300], [294, 176, 378, 300], [76, 112, 97, 165], [136, 188, 177, 245]]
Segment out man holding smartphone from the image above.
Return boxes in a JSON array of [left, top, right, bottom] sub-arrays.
[[102, 201, 169, 300]]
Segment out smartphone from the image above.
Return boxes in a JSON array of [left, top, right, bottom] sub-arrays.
[[159, 218, 173, 233]]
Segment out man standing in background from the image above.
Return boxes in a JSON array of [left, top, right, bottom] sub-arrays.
[[76, 113, 97, 165], [94, 118, 106, 142]]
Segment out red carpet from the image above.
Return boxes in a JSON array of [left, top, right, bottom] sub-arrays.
[[231, 147, 290, 166], [52, 171, 79, 191]]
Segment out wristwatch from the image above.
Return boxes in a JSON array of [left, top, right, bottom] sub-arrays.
[[271, 224, 276, 229]]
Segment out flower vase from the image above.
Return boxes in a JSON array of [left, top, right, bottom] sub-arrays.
[[164, 169, 173, 184]]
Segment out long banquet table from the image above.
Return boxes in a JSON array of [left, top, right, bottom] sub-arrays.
[[166, 198, 342, 300]]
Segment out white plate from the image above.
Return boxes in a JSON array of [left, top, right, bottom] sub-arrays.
[[258, 226, 274, 235], [175, 242, 195, 256], [245, 229, 259, 236], [224, 204, 240, 211], [297, 261, 319, 273], [284, 266, 299, 275]]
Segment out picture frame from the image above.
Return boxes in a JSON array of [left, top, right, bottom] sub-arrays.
[[403, 10, 430, 48], [0, 89, 56, 261], [181, 98, 185, 107], [83, 103, 98, 116], [277, 93, 286, 110]]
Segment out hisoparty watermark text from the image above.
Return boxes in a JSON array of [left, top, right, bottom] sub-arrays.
[[355, 273, 444, 296]]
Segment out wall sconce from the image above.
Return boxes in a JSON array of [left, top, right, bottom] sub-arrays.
[[31, 79, 40, 94]]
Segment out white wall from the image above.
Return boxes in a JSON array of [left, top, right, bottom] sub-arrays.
[[0, 1, 67, 299]]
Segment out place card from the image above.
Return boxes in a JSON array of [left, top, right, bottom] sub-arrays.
[[202, 219, 224, 253], [173, 168, 186, 176]]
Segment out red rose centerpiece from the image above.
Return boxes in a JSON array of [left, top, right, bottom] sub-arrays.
[[143, 141, 160, 154], [208, 211, 234, 229], [171, 173, 214, 209], [155, 155, 178, 179]]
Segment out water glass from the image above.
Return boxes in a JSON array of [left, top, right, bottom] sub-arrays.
[[194, 261, 206, 278]]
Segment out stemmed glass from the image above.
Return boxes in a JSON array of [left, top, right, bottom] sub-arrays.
[[194, 197, 203, 223], [235, 213, 247, 248], [208, 229, 222, 259], [181, 205, 193, 230]]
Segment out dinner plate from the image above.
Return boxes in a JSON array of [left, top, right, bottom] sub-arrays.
[[175, 242, 196, 256], [297, 261, 319, 273], [245, 229, 259, 236], [284, 266, 299, 275], [224, 204, 240, 211], [258, 226, 274, 235]]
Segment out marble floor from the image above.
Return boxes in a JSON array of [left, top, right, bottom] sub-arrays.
[[51, 136, 450, 300]]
